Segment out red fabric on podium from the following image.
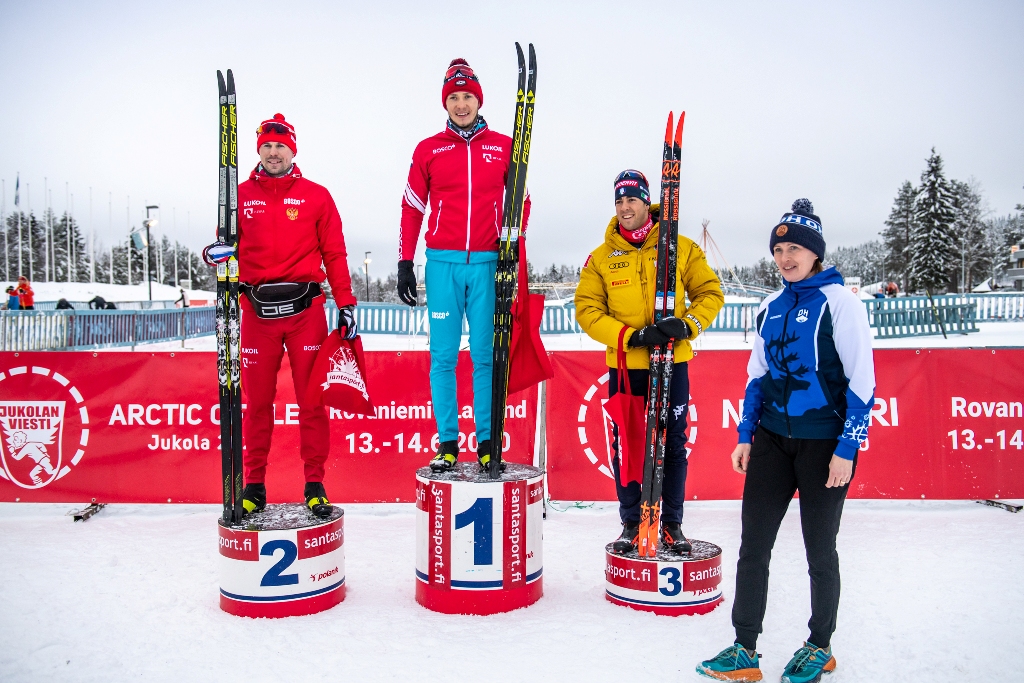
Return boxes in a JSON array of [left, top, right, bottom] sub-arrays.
[[603, 327, 647, 486], [507, 236, 553, 397], [305, 332, 375, 415]]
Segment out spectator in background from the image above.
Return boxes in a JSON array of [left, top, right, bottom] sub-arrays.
[[88, 296, 108, 309], [175, 288, 190, 308], [5, 287, 19, 310], [16, 276, 34, 310], [55, 298, 74, 310]]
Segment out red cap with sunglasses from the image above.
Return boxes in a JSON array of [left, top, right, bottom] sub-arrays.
[[441, 58, 484, 109], [256, 113, 297, 155]]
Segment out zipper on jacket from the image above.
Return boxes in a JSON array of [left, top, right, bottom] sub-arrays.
[[465, 139, 473, 262], [432, 200, 443, 236], [780, 288, 799, 437]]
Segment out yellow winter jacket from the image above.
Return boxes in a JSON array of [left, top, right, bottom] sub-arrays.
[[575, 205, 725, 369]]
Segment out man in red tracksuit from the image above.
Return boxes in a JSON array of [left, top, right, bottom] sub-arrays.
[[205, 113, 357, 519], [397, 58, 530, 472]]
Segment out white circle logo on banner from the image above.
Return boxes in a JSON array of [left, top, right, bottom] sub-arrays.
[[0, 365, 89, 489], [576, 371, 697, 480]]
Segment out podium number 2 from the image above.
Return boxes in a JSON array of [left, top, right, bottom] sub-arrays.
[[261, 540, 299, 586], [455, 497, 493, 565], [659, 567, 682, 596]]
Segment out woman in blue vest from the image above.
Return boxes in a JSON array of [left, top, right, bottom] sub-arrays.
[[697, 199, 875, 683]]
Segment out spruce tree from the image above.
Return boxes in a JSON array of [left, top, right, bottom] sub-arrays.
[[949, 179, 987, 291], [882, 181, 917, 292], [909, 148, 958, 292]]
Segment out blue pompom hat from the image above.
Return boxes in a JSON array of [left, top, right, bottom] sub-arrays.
[[769, 198, 825, 261]]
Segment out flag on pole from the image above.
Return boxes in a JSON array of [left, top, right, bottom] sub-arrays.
[[14, 174, 19, 207]]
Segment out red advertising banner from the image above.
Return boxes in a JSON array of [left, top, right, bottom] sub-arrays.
[[546, 349, 1024, 500], [0, 349, 1021, 503], [0, 351, 537, 503]]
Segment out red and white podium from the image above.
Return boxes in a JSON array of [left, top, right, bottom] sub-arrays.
[[604, 540, 723, 616], [218, 504, 345, 618], [415, 463, 544, 615]]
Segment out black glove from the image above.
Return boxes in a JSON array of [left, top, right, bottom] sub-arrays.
[[655, 316, 691, 340], [627, 324, 672, 348], [339, 305, 358, 340], [397, 260, 417, 307]]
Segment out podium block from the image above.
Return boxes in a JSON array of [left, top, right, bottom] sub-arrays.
[[218, 504, 345, 618], [604, 540, 724, 616], [415, 463, 544, 615]]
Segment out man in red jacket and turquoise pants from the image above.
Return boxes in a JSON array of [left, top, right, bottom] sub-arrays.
[[398, 58, 530, 472], [205, 113, 358, 518]]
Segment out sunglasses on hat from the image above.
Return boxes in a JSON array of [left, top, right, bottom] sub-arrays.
[[444, 64, 478, 83], [615, 169, 648, 185], [257, 122, 293, 135]]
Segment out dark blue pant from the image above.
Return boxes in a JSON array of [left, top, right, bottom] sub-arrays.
[[609, 363, 689, 526]]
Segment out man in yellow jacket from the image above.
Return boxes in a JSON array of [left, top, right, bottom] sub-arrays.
[[575, 169, 724, 555]]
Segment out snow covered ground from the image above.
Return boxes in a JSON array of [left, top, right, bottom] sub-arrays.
[[1, 500, 1020, 682]]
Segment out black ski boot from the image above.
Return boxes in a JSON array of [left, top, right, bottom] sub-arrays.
[[476, 439, 505, 473], [303, 482, 333, 519], [240, 483, 266, 516], [611, 523, 639, 555], [661, 523, 692, 554], [429, 440, 459, 472]]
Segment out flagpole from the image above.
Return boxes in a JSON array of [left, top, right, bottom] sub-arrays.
[[126, 196, 131, 287], [69, 187, 74, 283], [27, 182, 33, 282], [15, 173, 22, 279], [2, 178, 6, 282], [90, 187, 94, 283]]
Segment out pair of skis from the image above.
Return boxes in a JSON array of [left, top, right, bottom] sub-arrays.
[[217, 69, 243, 524], [489, 43, 536, 480], [637, 112, 685, 557]]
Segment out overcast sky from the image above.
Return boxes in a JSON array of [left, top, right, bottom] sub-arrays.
[[1, 0, 1021, 278]]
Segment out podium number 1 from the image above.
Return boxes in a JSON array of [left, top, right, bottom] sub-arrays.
[[455, 497, 493, 566]]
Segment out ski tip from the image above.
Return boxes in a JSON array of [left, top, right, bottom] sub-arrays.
[[675, 111, 685, 143], [226, 69, 235, 89], [217, 70, 225, 89], [516, 42, 525, 60], [665, 112, 674, 140], [528, 43, 536, 61]]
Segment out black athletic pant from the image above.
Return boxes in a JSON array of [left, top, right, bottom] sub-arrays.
[[608, 363, 689, 526], [732, 426, 856, 651]]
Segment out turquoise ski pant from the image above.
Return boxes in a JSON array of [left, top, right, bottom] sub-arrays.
[[425, 252, 497, 443]]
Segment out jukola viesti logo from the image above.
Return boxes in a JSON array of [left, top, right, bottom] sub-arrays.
[[0, 365, 88, 489], [576, 370, 696, 479]]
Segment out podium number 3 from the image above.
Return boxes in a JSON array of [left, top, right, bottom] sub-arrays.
[[455, 497, 493, 565], [659, 567, 682, 596], [261, 540, 299, 586]]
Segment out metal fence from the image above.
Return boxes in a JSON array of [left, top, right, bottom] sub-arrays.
[[0, 308, 216, 351], [3, 292, 1021, 350], [866, 296, 978, 338]]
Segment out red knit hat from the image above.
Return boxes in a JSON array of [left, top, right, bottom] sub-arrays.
[[441, 59, 484, 109], [256, 113, 297, 155]]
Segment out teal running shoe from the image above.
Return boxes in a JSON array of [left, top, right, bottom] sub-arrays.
[[780, 642, 836, 683], [696, 643, 762, 681]]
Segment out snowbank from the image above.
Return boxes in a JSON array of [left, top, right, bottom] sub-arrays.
[[0, 281, 215, 306]]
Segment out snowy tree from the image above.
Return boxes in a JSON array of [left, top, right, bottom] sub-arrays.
[[882, 181, 917, 291], [826, 240, 885, 283], [949, 179, 988, 291], [981, 214, 1023, 285], [909, 148, 958, 292]]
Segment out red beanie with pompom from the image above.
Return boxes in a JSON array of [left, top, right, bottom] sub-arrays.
[[256, 113, 297, 155], [441, 58, 484, 109]]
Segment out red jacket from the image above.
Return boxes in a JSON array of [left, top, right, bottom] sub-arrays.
[[237, 165, 356, 308], [16, 282, 34, 308], [399, 122, 530, 261]]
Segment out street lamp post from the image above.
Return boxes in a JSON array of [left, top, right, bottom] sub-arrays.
[[363, 251, 372, 301], [144, 205, 159, 301]]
